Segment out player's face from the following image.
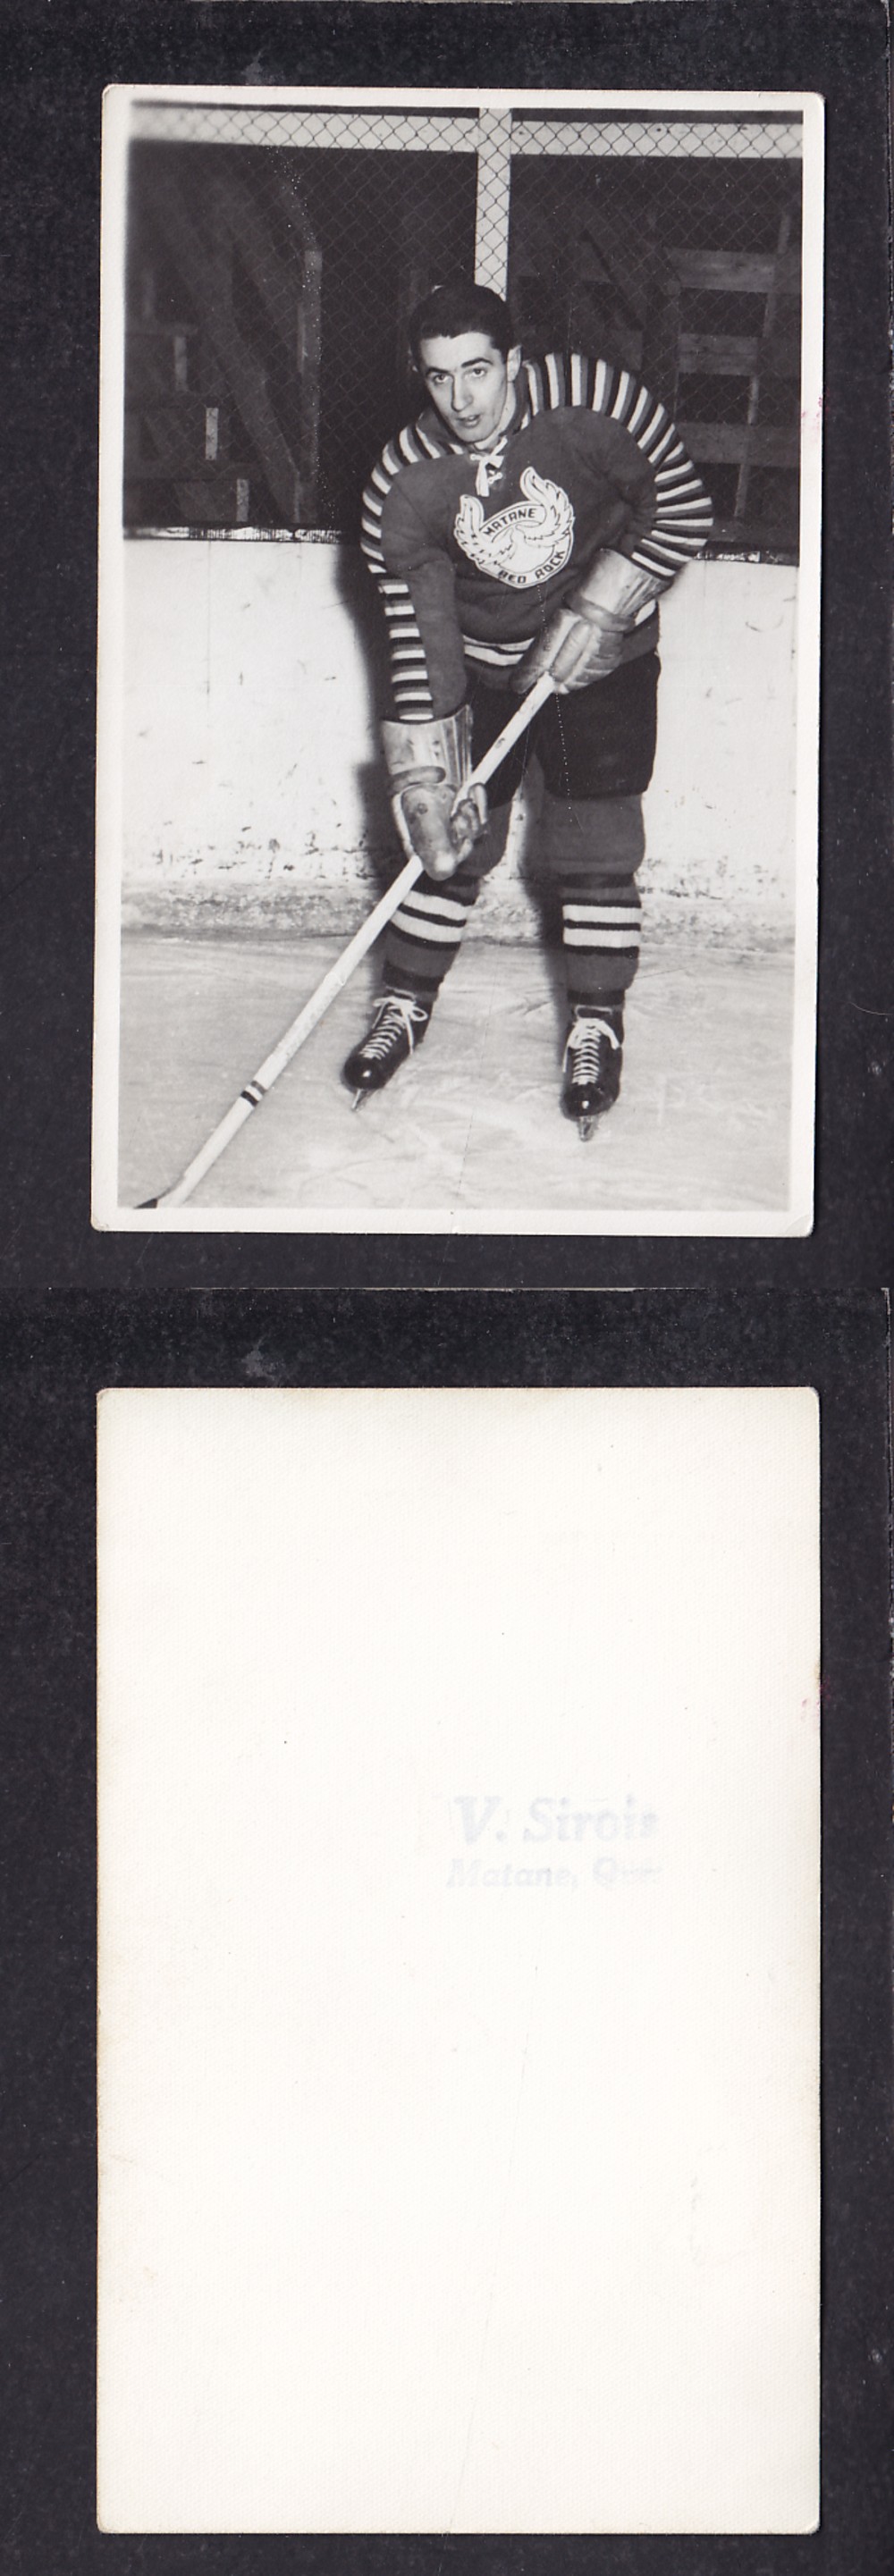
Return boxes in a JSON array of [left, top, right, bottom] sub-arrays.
[[417, 332, 522, 445]]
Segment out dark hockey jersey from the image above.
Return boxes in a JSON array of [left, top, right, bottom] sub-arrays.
[[361, 353, 713, 720]]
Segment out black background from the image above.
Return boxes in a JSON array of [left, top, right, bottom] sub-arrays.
[[1, 1, 892, 2571], [1, 0, 892, 1287]]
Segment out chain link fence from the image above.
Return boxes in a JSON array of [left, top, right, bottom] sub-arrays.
[[123, 101, 804, 557]]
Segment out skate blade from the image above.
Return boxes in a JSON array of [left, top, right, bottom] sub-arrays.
[[350, 1090, 367, 1113], [578, 1116, 596, 1142]]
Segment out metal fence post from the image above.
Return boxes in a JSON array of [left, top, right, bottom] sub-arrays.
[[473, 109, 513, 295]]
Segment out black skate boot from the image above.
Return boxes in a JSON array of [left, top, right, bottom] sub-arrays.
[[561, 1006, 623, 1141], [342, 992, 431, 1107]]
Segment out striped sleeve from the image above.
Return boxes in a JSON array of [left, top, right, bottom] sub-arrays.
[[360, 428, 466, 721], [527, 352, 713, 584]]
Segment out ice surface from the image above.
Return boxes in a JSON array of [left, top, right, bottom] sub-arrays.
[[119, 932, 793, 1216]]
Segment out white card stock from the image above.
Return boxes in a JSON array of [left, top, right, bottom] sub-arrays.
[[97, 1387, 820, 2532]]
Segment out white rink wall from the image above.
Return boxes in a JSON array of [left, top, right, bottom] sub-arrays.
[[117, 536, 797, 947]]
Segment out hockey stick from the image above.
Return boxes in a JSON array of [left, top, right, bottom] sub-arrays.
[[139, 670, 554, 1209]]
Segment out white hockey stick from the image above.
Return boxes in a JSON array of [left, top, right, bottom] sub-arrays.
[[139, 671, 554, 1208]]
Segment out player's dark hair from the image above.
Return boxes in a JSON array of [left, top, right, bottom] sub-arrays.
[[409, 283, 516, 367]]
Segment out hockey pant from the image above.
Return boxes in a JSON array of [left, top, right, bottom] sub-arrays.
[[382, 653, 659, 1013]]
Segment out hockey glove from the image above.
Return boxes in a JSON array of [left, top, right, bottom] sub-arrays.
[[515, 551, 665, 695], [382, 709, 487, 884]]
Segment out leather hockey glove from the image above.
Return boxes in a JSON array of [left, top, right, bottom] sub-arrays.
[[382, 709, 487, 884], [515, 551, 665, 695]]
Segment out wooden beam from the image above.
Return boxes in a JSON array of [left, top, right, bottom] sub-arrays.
[[264, 164, 324, 522], [670, 249, 801, 295], [679, 422, 799, 467], [296, 243, 322, 525], [735, 206, 793, 519], [149, 171, 300, 522], [679, 330, 800, 378]]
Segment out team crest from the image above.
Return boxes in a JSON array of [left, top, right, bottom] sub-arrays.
[[453, 467, 575, 588]]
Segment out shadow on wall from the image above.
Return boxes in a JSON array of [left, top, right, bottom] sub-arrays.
[[331, 535, 394, 889]]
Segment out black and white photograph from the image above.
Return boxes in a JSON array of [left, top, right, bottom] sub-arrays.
[[93, 84, 822, 1235]]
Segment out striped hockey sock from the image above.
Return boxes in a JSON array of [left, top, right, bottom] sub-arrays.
[[540, 792, 645, 1011], [382, 871, 480, 1006], [561, 877, 642, 1008]]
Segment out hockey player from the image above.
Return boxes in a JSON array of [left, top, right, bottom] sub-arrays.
[[345, 282, 713, 1134]]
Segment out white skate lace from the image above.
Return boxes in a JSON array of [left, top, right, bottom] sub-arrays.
[[360, 995, 429, 1062], [562, 1014, 621, 1080]]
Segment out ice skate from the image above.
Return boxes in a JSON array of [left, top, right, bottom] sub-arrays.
[[561, 1007, 623, 1140], [342, 992, 431, 1107]]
